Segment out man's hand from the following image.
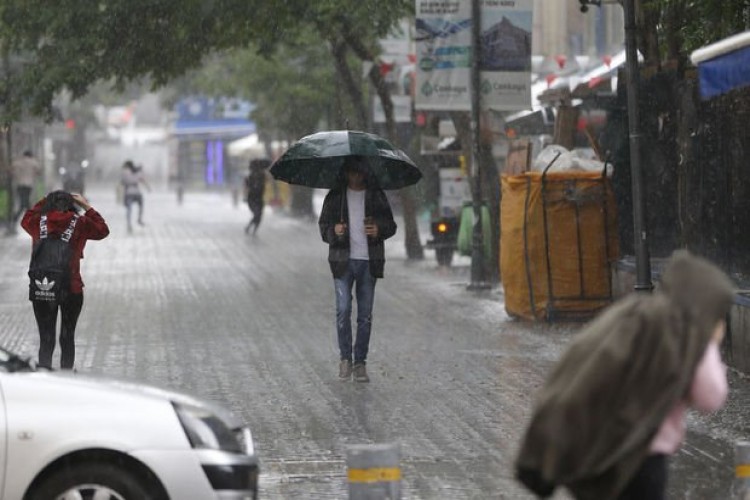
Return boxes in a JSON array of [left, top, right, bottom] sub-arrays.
[[365, 221, 379, 239], [334, 223, 347, 236], [71, 193, 92, 211]]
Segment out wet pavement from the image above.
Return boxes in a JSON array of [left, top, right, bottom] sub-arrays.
[[0, 184, 748, 499]]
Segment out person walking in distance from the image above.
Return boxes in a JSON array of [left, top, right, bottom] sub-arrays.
[[21, 191, 109, 370], [318, 157, 397, 382], [121, 160, 150, 233], [12, 150, 42, 226], [244, 158, 269, 235]]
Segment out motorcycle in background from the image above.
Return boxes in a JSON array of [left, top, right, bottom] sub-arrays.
[[426, 166, 471, 267], [60, 159, 88, 194]]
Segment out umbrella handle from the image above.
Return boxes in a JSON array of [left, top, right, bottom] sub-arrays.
[[340, 189, 345, 223]]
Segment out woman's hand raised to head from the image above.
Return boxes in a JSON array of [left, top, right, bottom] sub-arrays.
[[71, 193, 91, 211]]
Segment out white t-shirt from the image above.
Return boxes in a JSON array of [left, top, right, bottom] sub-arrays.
[[121, 169, 143, 196], [347, 188, 369, 260]]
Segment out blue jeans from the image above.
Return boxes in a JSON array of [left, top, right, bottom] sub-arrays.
[[335, 260, 376, 364], [124, 193, 143, 228]]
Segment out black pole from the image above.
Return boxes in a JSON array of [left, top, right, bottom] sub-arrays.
[[3, 125, 12, 233], [623, 0, 652, 291], [468, 0, 489, 291], [2, 48, 14, 234]]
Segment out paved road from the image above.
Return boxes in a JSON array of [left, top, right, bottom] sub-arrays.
[[0, 185, 745, 499]]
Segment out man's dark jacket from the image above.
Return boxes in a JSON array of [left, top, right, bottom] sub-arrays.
[[318, 185, 396, 278]]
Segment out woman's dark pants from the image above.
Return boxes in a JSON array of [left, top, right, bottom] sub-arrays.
[[618, 454, 667, 500], [32, 293, 84, 369]]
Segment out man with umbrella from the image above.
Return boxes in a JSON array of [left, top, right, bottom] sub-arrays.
[[318, 156, 397, 382], [271, 129, 421, 382]]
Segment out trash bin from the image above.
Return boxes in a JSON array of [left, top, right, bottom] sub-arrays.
[[457, 202, 492, 261], [500, 170, 619, 320]]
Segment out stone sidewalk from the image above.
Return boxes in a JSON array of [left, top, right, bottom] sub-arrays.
[[0, 184, 747, 498]]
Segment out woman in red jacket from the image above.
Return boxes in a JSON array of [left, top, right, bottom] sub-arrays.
[[22, 191, 109, 370]]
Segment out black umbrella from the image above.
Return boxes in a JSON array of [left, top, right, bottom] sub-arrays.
[[269, 130, 422, 189]]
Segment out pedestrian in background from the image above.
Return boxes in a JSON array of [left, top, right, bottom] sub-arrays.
[[21, 191, 109, 370], [318, 157, 397, 383], [121, 160, 150, 233], [12, 150, 42, 225], [244, 158, 270, 235], [515, 250, 734, 500]]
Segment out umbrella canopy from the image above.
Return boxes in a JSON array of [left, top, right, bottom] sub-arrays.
[[691, 31, 750, 100], [270, 130, 422, 189]]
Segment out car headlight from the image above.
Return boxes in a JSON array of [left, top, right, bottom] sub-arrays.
[[173, 402, 243, 453]]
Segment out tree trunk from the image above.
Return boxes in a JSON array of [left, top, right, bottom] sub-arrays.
[[480, 142, 500, 284], [451, 112, 498, 283], [636, 0, 661, 70], [329, 39, 367, 130], [0, 127, 11, 226], [366, 64, 423, 260], [341, 26, 423, 260], [663, 1, 685, 63]]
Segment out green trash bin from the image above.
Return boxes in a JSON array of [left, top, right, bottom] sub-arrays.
[[457, 202, 492, 260], [0, 187, 8, 223]]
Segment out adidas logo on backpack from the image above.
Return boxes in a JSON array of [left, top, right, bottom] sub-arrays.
[[28, 214, 78, 303], [35, 277, 56, 291]]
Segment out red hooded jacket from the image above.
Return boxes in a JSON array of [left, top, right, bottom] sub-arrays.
[[21, 200, 110, 294]]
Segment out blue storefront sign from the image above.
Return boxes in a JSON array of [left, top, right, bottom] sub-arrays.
[[171, 97, 256, 186]]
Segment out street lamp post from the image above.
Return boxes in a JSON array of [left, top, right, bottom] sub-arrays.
[[1, 48, 15, 234], [579, 0, 652, 292], [468, 0, 489, 291]]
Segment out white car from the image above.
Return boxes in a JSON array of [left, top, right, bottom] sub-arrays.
[[0, 347, 259, 500]]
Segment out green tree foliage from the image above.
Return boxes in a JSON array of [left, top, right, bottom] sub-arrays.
[[0, 0, 424, 256], [0, 0, 302, 120], [638, 0, 750, 67], [0, 0, 411, 122], [177, 32, 338, 140], [666, 0, 749, 51]]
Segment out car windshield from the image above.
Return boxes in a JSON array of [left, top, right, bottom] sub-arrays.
[[0, 348, 36, 373]]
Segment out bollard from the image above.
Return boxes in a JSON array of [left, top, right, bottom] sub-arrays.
[[347, 443, 401, 500], [735, 440, 750, 500]]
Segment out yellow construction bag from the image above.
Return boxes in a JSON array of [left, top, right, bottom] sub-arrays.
[[500, 171, 619, 320]]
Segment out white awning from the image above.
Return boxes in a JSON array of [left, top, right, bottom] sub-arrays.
[[228, 133, 265, 159]]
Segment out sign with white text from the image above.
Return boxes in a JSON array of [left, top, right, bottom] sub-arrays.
[[415, 0, 533, 111]]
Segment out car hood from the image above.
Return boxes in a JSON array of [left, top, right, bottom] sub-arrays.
[[3, 370, 243, 428]]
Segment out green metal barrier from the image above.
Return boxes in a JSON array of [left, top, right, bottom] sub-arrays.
[[0, 188, 8, 222]]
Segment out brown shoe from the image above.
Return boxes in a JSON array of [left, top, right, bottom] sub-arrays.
[[353, 362, 370, 383], [339, 359, 352, 380]]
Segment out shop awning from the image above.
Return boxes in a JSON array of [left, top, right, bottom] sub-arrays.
[[691, 31, 750, 99]]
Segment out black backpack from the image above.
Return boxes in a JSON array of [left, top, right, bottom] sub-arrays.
[[28, 214, 79, 303]]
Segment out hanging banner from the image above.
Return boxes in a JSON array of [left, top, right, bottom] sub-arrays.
[[479, 0, 534, 110], [415, 1, 472, 110], [415, 0, 533, 111]]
